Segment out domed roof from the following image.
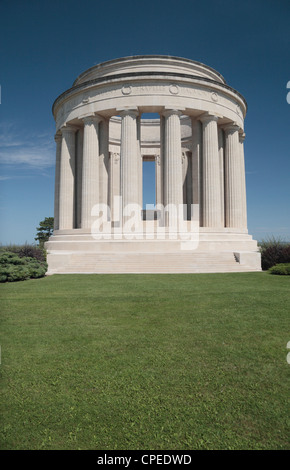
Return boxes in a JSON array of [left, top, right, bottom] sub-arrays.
[[73, 55, 226, 87]]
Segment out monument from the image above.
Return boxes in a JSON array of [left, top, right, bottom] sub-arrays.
[[46, 55, 261, 273]]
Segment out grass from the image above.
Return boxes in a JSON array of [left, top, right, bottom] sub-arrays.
[[0, 272, 289, 450]]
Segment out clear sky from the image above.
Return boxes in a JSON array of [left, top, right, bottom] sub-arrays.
[[0, 0, 289, 245]]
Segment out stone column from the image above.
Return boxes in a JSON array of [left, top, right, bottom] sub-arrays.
[[136, 115, 143, 210], [200, 114, 222, 228], [239, 132, 247, 229], [218, 127, 225, 227], [224, 124, 242, 228], [58, 125, 76, 230], [119, 109, 139, 219], [163, 109, 183, 224], [109, 152, 120, 223], [191, 118, 202, 223], [81, 115, 101, 229], [76, 127, 83, 228], [53, 133, 62, 230], [99, 118, 110, 216]]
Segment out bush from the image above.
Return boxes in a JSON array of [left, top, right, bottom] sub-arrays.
[[26, 259, 47, 279], [0, 251, 47, 282], [268, 263, 290, 275], [259, 237, 290, 270], [0, 265, 31, 282], [17, 244, 46, 262], [0, 243, 46, 262], [0, 252, 26, 265]]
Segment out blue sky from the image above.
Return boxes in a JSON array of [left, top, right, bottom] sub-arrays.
[[0, 0, 289, 244]]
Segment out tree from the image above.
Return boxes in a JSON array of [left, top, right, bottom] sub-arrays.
[[35, 217, 54, 246]]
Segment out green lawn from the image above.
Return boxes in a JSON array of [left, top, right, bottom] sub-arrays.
[[0, 272, 289, 450]]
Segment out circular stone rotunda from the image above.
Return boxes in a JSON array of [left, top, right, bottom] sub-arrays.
[[46, 55, 261, 273]]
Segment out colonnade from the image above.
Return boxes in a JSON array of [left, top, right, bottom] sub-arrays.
[[54, 110, 247, 232]]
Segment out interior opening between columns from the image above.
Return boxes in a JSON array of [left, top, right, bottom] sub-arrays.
[[142, 157, 156, 220], [140, 113, 159, 221], [182, 151, 193, 221]]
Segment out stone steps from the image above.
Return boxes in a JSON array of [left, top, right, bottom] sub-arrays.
[[47, 251, 259, 274]]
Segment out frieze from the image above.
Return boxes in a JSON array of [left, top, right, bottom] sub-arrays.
[[55, 81, 244, 128], [60, 83, 240, 110]]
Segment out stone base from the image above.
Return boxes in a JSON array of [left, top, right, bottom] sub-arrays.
[[45, 228, 261, 274]]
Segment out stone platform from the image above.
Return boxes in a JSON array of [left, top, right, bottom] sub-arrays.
[[46, 228, 261, 274]]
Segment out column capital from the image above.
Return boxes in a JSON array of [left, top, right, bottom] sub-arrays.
[[223, 122, 240, 134], [199, 112, 220, 123], [81, 113, 102, 125], [54, 133, 62, 143], [60, 124, 78, 135], [162, 108, 183, 118], [239, 131, 246, 143], [117, 107, 139, 118]]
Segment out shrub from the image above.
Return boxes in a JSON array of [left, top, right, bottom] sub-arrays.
[[259, 237, 290, 270], [0, 252, 26, 265], [0, 264, 31, 282], [0, 251, 47, 282], [26, 259, 47, 279], [0, 244, 46, 262], [17, 244, 46, 262], [268, 263, 290, 275]]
